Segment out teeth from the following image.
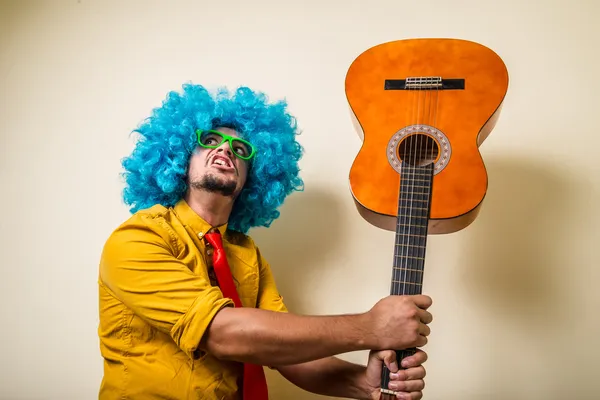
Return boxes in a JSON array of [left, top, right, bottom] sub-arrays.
[[213, 159, 228, 167]]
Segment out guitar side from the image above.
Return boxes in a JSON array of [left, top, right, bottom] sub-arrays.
[[345, 38, 509, 234]]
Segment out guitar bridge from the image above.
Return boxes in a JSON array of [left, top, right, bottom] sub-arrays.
[[385, 77, 465, 90]]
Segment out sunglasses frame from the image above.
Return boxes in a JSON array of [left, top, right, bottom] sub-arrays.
[[195, 129, 256, 161]]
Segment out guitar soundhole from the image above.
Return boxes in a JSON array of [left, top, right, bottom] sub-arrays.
[[398, 134, 439, 167]]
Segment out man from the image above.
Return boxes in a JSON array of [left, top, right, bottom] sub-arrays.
[[98, 84, 433, 399]]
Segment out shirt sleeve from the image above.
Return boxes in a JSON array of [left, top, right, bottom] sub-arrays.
[[99, 213, 234, 359], [255, 247, 288, 313]]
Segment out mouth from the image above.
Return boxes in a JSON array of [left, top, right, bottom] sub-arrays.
[[210, 155, 235, 172]]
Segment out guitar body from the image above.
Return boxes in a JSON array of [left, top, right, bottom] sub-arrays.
[[346, 38, 509, 234], [344, 38, 508, 398]]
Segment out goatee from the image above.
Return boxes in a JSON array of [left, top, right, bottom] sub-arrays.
[[189, 175, 236, 197]]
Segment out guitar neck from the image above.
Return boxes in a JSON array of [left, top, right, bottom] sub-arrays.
[[391, 163, 434, 296], [380, 163, 435, 399]]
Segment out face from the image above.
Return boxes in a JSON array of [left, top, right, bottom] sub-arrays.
[[187, 127, 250, 198]]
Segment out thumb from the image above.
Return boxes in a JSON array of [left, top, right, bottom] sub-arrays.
[[369, 350, 399, 373]]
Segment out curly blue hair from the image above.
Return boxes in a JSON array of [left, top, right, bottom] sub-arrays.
[[121, 83, 304, 234]]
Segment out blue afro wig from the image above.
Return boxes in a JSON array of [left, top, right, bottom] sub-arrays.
[[121, 83, 304, 234]]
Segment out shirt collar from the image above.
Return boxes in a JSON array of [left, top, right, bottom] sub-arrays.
[[173, 198, 228, 239]]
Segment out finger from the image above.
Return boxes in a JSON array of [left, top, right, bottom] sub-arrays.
[[370, 350, 399, 373], [415, 334, 428, 347], [418, 322, 431, 337], [387, 378, 425, 393], [400, 350, 427, 369], [417, 309, 433, 324], [411, 295, 432, 310], [383, 350, 399, 373], [390, 366, 426, 381]]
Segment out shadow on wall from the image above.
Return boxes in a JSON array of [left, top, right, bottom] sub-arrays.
[[456, 154, 596, 399], [247, 156, 598, 399]]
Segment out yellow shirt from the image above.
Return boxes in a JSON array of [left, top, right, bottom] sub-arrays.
[[98, 199, 287, 399]]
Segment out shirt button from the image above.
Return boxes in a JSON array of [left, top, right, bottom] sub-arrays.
[[198, 232, 203, 238]]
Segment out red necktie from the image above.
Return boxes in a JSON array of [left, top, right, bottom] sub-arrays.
[[204, 231, 269, 400]]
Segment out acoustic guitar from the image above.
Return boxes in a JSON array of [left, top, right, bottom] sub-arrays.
[[344, 38, 508, 398]]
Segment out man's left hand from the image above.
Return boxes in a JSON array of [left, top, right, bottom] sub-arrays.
[[363, 349, 427, 400]]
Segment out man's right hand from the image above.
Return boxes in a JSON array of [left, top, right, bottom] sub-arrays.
[[366, 295, 433, 350]]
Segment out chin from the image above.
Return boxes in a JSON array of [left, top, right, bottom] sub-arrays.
[[191, 173, 238, 197]]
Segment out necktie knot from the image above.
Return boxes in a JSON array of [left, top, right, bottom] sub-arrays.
[[204, 231, 224, 251]]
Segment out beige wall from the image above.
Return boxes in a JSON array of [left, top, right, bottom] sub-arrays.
[[1, 0, 598, 399]]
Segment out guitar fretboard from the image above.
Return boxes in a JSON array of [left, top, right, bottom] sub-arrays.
[[380, 162, 436, 394], [391, 163, 434, 296]]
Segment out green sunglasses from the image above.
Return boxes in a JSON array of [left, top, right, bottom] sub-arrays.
[[195, 129, 256, 161]]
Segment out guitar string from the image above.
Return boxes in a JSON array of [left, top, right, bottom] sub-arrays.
[[418, 78, 426, 291], [384, 79, 407, 394], [398, 79, 414, 298], [422, 78, 435, 288], [411, 78, 423, 297], [401, 80, 416, 299], [404, 77, 419, 357], [419, 77, 439, 351], [414, 77, 434, 363], [389, 77, 416, 391], [404, 78, 421, 372], [407, 78, 420, 296], [406, 80, 418, 298], [415, 80, 426, 296], [413, 77, 431, 294], [401, 75, 419, 387], [385, 75, 415, 394], [387, 75, 418, 393], [387, 76, 418, 394], [388, 79, 411, 395]]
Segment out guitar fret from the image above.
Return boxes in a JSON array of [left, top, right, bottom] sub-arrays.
[[399, 196, 429, 203], [396, 243, 425, 250], [394, 267, 423, 274], [395, 254, 424, 260], [396, 221, 428, 227], [398, 208, 428, 213], [398, 187, 431, 194], [397, 224, 427, 233], [393, 267, 423, 272], [398, 205, 428, 210], [392, 270, 423, 281], [395, 252, 425, 259], [397, 218, 428, 224], [394, 241, 425, 248], [399, 189, 430, 193], [397, 222, 427, 228], [400, 171, 431, 177], [399, 184, 430, 189], [391, 280, 422, 286], [395, 233, 426, 238], [397, 223, 427, 228], [401, 178, 430, 183]]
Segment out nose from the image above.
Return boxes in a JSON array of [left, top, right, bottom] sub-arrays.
[[216, 142, 234, 157]]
